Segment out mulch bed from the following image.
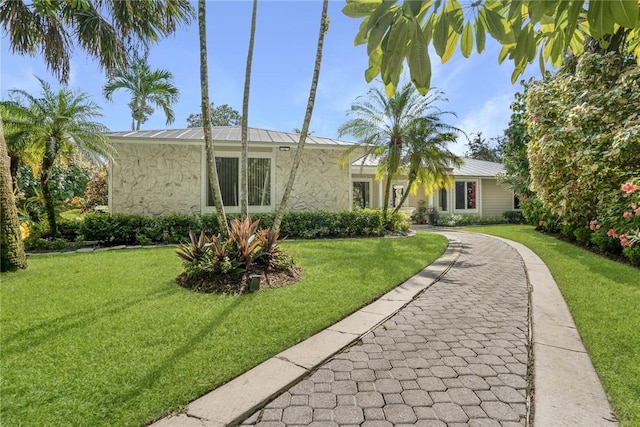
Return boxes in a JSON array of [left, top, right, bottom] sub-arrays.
[[176, 265, 302, 295]]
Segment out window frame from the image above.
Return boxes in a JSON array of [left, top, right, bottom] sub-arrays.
[[352, 179, 372, 209], [453, 179, 479, 213], [201, 149, 275, 214]]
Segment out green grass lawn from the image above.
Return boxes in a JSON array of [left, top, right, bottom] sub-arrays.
[[466, 225, 640, 427], [0, 232, 447, 427]]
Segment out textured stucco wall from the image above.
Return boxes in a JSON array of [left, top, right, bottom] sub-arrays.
[[110, 142, 201, 214], [275, 149, 350, 211]]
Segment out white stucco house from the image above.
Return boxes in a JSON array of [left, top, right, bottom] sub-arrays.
[[107, 126, 518, 217]]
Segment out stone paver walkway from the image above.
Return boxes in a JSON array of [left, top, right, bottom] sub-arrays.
[[240, 232, 529, 426]]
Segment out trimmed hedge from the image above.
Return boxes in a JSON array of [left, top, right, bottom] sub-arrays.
[[64, 210, 406, 246]]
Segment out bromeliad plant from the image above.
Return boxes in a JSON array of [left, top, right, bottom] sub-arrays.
[[175, 217, 292, 292]]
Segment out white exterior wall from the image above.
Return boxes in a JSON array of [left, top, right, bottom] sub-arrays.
[[481, 178, 515, 216], [275, 148, 351, 211], [110, 142, 201, 215]]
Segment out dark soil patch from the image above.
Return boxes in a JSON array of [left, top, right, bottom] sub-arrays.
[[176, 265, 302, 295]]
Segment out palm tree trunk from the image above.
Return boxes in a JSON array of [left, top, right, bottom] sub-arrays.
[[392, 176, 415, 215], [382, 175, 393, 222], [240, 0, 258, 219], [39, 154, 58, 237], [0, 117, 27, 271], [199, 0, 229, 235], [273, 0, 329, 234]]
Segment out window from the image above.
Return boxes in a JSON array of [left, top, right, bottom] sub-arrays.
[[392, 185, 404, 208], [455, 181, 477, 210], [248, 158, 271, 206], [513, 194, 521, 210], [353, 181, 370, 209], [207, 156, 271, 208], [439, 188, 447, 211]]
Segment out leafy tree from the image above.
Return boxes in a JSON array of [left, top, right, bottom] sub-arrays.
[[3, 78, 114, 237], [342, 0, 640, 95], [82, 164, 108, 213], [465, 132, 504, 162], [273, 0, 330, 234], [527, 52, 640, 229], [501, 82, 532, 197], [338, 81, 457, 223], [0, 0, 194, 271], [186, 103, 242, 127], [240, 0, 258, 218], [103, 58, 179, 130], [198, 0, 228, 234], [391, 120, 462, 214]]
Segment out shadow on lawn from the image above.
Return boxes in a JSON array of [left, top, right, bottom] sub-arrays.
[[2, 286, 178, 356], [106, 296, 247, 420]]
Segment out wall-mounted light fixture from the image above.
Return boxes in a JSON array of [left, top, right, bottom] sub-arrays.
[[279, 146, 290, 151]]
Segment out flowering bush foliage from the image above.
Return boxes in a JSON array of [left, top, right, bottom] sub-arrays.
[[527, 53, 640, 229]]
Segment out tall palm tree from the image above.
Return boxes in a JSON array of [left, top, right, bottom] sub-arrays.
[[0, 0, 194, 271], [240, 0, 258, 219], [3, 78, 115, 237], [103, 58, 180, 131], [338, 81, 456, 223], [198, 0, 228, 235], [0, 118, 27, 271], [273, 0, 329, 234], [391, 120, 462, 214]]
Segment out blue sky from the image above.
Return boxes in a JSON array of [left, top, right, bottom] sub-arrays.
[[1, 1, 541, 155]]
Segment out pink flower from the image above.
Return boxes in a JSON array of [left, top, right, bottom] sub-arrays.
[[635, 208, 640, 216], [539, 220, 545, 227], [621, 182, 640, 194], [607, 229, 618, 238], [623, 211, 634, 218], [619, 234, 633, 247]]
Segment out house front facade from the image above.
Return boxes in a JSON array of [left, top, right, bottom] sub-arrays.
[[107, 127, 360, 215], [108, 127, 517, 219], [351, 157, 518, 217]]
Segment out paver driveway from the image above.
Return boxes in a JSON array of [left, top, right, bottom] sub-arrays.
[[241, 232, 530, 426]]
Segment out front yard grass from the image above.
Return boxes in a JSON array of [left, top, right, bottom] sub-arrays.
[[465, 225, 640, 427], [0, 232, 447, 427]]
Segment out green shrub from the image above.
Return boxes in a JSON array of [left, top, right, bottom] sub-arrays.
[[590, 228, 622, 254], [622, 246, 640, 265], [503, 210, 525, 224], [153, 214, 203, 243], [57, 219, 82, 241], [573, 226, 591, 245], [24, 237, 70, 252]]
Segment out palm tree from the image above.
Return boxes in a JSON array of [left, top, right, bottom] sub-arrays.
[[198, 0, 228, 235], [273, 0, 329, 234], [391, 120, 462, 214], [103, 58, 179, 131], [240, 0, 258, 219], [3, 78, 115, 237], [0, 0, 194, 271], [0, 118, 27, 271], [338, 81, 456, 223]]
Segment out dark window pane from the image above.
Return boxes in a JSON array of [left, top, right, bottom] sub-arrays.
[[514, 194, 521, 209], [248, 158, 271, 206], [208, 157, 238, 206], [353, 181, 370, 209], [440, 188, 447, 211], [455, 182, 465, 209]]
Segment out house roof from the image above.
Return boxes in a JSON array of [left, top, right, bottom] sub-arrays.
[[352, 156, 505, 177], [106, 126, 357, 147]]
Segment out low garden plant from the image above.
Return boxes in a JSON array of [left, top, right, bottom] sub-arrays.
[[466, 225, 640, 426], [175, 217, 298, 294]]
